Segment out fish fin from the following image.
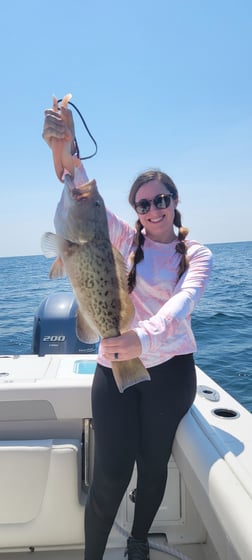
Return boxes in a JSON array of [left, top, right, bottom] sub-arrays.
[[41, 232, 61, 258], [112, 358, 150, 393], [76, 309, 100, 344], [112, 246, 135, 331], [49, 257, 65, 279], [41, 232, 66, 278], [112, 246, 129, 291]]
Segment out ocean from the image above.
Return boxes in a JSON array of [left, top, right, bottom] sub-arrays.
[[0, 241, 251, 412]]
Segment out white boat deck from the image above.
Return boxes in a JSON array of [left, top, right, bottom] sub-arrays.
[[0, 354, 251, 560], [0, 541, 218, 560]]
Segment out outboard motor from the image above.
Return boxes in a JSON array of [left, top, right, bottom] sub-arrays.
[[32, 292, 100, 355]]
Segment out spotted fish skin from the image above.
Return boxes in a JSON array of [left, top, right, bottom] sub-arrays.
[[42, 175, 150, 392]]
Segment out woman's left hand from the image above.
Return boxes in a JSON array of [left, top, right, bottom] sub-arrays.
[[101, 331, 142, 362]]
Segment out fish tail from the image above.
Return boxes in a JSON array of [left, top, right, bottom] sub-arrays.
[[111, 359, 150, 393]]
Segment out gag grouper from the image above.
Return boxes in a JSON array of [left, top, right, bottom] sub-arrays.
[[41, 175, 150, 393]]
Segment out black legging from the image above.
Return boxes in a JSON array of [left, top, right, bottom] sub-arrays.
[[84, 354, 196, 560]]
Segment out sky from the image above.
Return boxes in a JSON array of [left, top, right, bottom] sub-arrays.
[[1, 0, 251, 257]]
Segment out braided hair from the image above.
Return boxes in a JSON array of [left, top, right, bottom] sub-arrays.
[[127, 170, 189, 293]]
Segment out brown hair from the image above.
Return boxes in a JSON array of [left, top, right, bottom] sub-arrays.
[[128, 170, 189, 293]]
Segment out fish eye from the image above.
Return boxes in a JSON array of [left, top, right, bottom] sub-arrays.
[[95, 200, 101, 207]]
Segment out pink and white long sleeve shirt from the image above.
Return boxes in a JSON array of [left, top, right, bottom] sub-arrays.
[[64, 163, 213, 369], [98, 210, 212, 369]]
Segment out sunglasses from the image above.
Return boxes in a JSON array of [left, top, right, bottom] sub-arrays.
[[134, 193, 174, 215]]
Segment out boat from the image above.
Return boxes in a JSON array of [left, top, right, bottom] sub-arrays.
[[0, 292, 251, 560]]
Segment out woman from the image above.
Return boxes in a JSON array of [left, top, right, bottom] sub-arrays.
[[43, 105, 212, 560]]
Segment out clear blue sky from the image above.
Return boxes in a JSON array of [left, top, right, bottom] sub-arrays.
[[1, 0, 251, 256]]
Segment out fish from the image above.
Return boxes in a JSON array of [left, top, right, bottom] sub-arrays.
[[41, 175, 151, 393]]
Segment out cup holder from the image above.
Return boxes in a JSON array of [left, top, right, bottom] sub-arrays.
[[197, 385, 220, 402], [211, 408, 240, 420]]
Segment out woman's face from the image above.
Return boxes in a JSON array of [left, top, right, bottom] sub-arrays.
[[134, 179, 178, 243]]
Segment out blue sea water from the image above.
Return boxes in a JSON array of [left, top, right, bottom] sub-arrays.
[[0, 241, 251, 411]]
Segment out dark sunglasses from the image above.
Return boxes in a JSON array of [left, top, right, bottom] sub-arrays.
[[134, 193, 174, 215]]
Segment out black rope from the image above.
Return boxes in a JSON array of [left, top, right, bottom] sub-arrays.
[[57, 98, 98, 160]]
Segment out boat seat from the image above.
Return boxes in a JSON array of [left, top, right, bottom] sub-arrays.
[[0, 439, 84, 548]]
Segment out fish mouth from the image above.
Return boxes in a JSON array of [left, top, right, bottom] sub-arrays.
[[70, 179, 97, 201], [71, 188, 90, 201]]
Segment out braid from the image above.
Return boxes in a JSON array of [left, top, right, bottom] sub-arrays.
[[128, 220, 145, 293], [174, 208, 189, 280]]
